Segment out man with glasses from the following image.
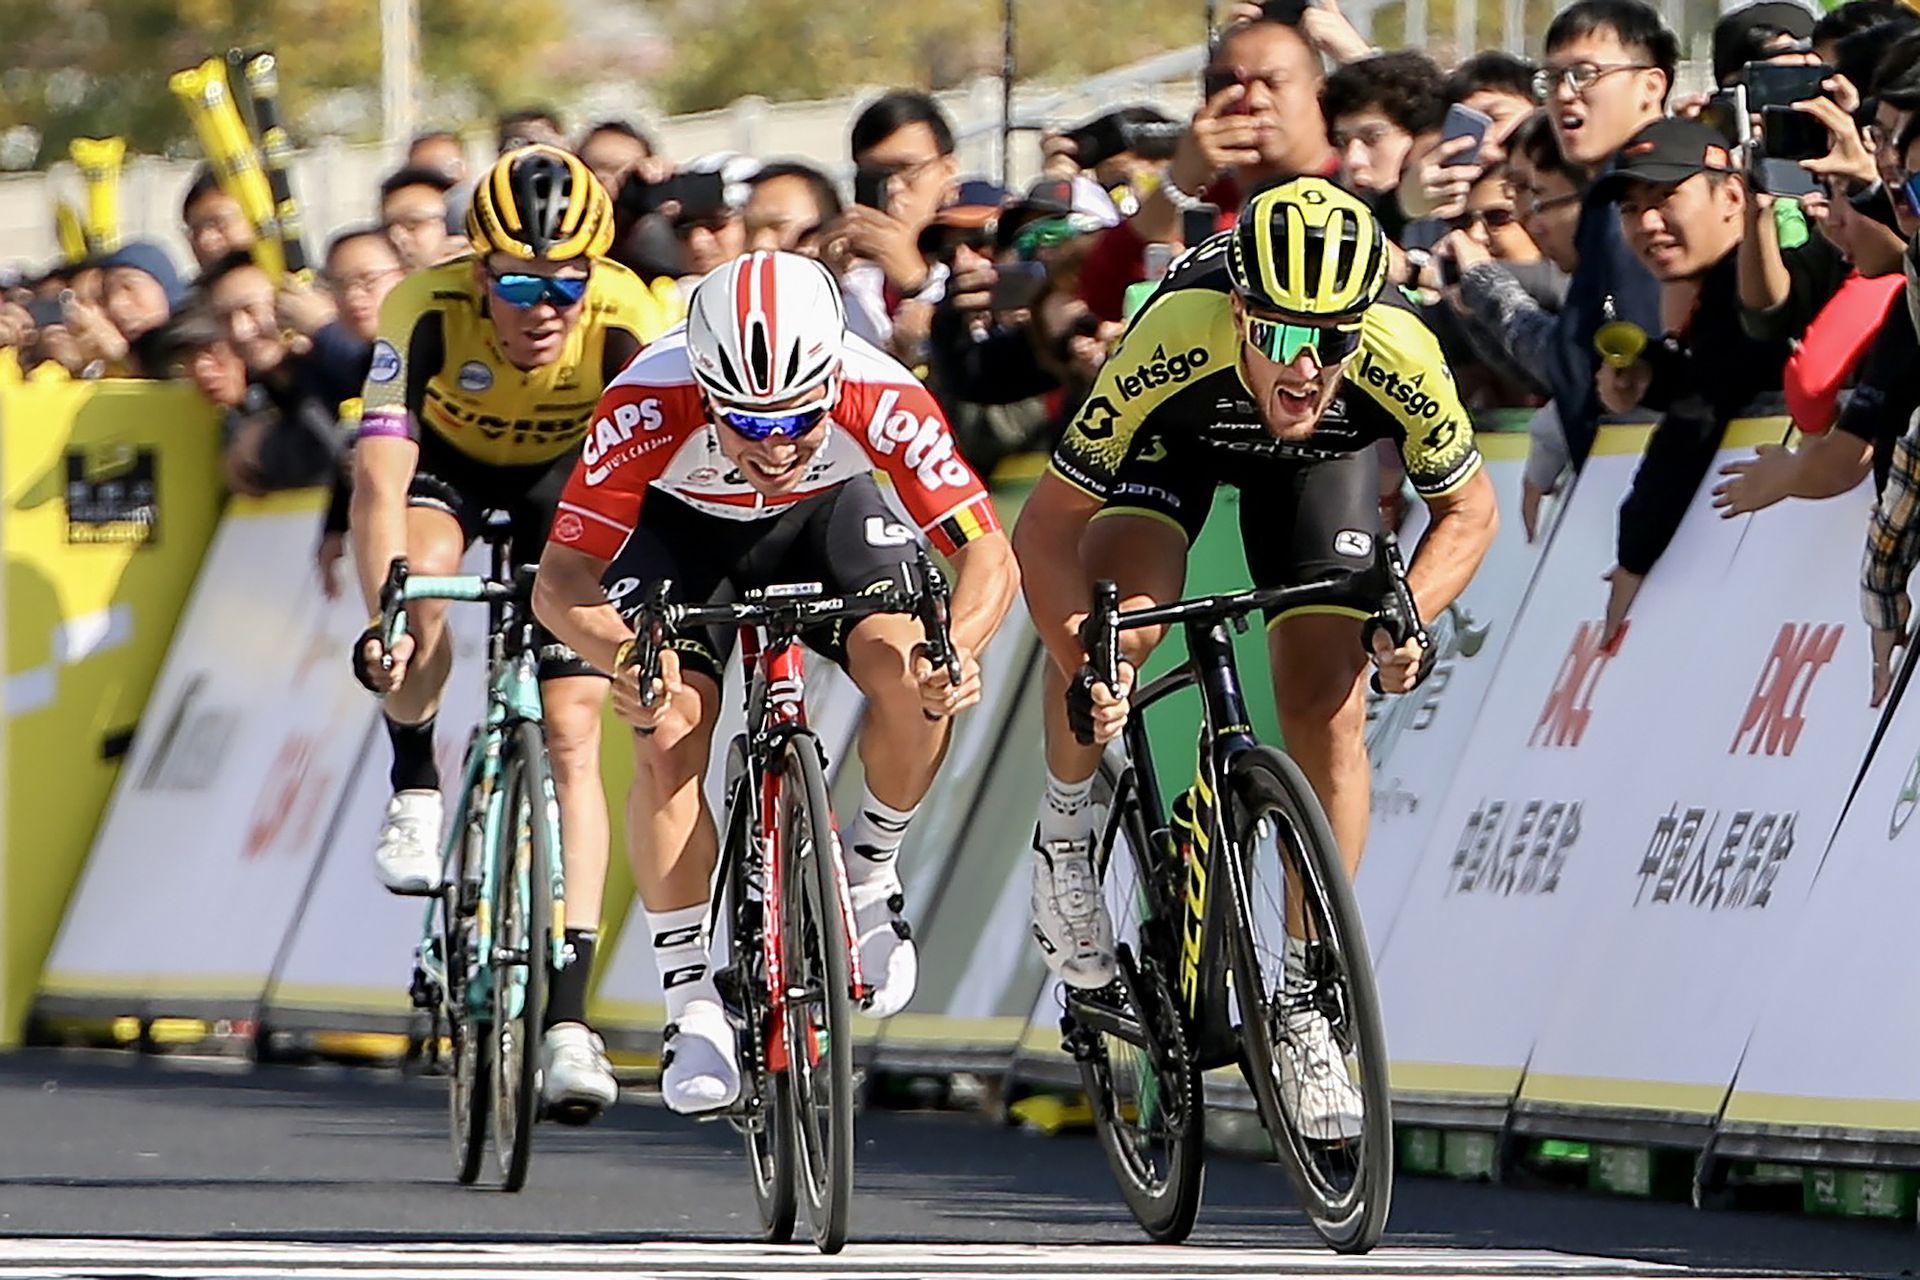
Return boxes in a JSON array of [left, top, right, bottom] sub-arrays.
[[533, 250, 1019, 1114], [350, 145, 676, 1123], [1012, 177, 1497, 1138], [380, 166, 460, 271]]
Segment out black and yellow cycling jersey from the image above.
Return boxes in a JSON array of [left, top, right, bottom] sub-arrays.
[[1051, 235, 1482, 502], [358, 255, 678, 468]]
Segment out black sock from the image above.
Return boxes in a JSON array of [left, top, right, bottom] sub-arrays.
[[545, 928, 597, 1029], [385, 713, 439, 793]]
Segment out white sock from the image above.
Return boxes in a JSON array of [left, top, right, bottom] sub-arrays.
[[647, 903, 716, 1024], [1036, 768, 1095, 846], [844, 784, 917, 890], [1284, 934, 1310, 995]]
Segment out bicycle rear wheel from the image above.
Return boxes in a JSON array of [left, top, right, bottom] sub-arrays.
[[1072, 752, 1205, 1242], [444, 749, 491, 1184], [777, 734, 854, 1254], [491, 720, 553, 1191], [1220, 746, 1392, 1253], [723, 737, 796, 1243]]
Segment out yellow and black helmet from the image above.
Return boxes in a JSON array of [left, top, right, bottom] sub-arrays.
[[466, 144, 615, 262], [1226, 177, 1387, 318]]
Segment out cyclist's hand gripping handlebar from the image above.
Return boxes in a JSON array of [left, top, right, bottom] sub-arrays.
[[626, 580, 671, 715], [352, 556, 410, 693], [1067, 580, 1124, 746], [912, 548, 963, 720], [1360, 532, 1436, 695]]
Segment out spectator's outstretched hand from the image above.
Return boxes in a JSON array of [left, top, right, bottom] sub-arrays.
[[1170, 84, 1262, 198], [836, 206, 928, 294], [1601, 567, 1641, 652], [1521, 477, 1558, 543], [1871, 626, 1904, 708], [0, 301, 31, 349], [316, 532, 345, 599], [1299, 0, 1375, 63], [1712, 442, 1793, 518], [1039, 131, 1081, 180], [1797, 94, 1877, 189], [1413, 135, 1483, 221]]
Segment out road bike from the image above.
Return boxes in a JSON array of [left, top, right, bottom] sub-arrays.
[[378, 526, 569, 1193], [623, 552, 956, 1254], [1062, 534, 1424, 1252]]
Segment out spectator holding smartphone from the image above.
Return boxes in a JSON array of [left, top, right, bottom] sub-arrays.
[[1323, 52, 1446, 242], [1406, 52, 1540, 221]]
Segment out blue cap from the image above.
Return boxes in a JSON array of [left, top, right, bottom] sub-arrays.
[[100, 240, 187, 309]]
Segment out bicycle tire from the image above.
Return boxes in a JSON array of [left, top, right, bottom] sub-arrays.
[[1075, 752, 1205, 1243], [777, 734, 854, 1254], [491, 720, 553, 1191], [726, 736, 796, 1243], [445, 761, 491, 1185], [1220, 746, 1392, 1253]]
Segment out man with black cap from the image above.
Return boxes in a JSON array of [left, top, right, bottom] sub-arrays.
[[1591, 116, 1792, 642], [1712, 0, 1817, 89]]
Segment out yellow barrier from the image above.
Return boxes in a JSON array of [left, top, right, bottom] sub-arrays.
[[1, 379, 223, 1046]]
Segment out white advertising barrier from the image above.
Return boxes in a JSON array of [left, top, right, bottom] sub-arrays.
[[1515, 458, 1879, 1129], [38, 492, 376, 1017], [1374, 422, 1718, 1106], [1720, 650, 1920, 1150], [259, 551, 490, 1030], [1357, 433, 1557, 960], [589, 658, 864, 1042]]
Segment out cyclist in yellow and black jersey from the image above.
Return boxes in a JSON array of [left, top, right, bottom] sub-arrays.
[[1014, 176, 1498, 1140], [349, 145, 676, 1125]]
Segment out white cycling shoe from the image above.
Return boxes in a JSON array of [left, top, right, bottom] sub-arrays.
[[1277, 1007, 1366, 1142], [662, 1001, 740, 1115], [374, 789, 443, 895], [1030, 831, 1117, 988], [850, 878, 918, 1018], [540, 1022, 617, 1124]]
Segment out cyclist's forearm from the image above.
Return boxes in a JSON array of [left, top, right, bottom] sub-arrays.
[[532, 545, 629, 675], [1407, 469, 1498, 622], [945, 533, 1020, 656], [1013, 501, 1097, 677], [348, 446, 412, 617]]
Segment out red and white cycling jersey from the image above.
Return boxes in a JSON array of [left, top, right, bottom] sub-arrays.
[[549, 327, 1001, 561]]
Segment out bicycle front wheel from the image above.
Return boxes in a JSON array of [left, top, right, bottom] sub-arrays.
[[491, 720, 554, 1191], [777, 734, 854, 1254], [444, 746, 491, 1185], [1221, 746, 1392, 1253]]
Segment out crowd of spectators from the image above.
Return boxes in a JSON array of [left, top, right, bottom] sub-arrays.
[[14, 0, 1920, 682]]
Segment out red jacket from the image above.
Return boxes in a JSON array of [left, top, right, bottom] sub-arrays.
[[1784, 272, 1902, 434]]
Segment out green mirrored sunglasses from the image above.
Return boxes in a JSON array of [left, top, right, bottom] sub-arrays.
[[1244, 314, 1363, 367]]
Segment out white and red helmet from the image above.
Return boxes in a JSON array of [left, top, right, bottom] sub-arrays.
[[685, 250, 847, 408]]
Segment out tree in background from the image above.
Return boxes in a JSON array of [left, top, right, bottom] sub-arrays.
[[0, 0, 566, 167]]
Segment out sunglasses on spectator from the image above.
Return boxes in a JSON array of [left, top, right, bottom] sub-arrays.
[[1447, 207, 1519, 232], [1243, 313, 1363, 366], [1521, 190, 1583, 216], [487, 270, 590, 309], [711, 396, 834, 442], [1531, 62, 1653, 101]]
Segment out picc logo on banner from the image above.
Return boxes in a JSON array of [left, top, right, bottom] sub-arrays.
[[1730, 622, 1843, 757], [1530, 620, 1620, 748]]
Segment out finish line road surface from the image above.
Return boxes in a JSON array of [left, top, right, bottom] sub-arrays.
[[0, 1051, 1908, 1279]]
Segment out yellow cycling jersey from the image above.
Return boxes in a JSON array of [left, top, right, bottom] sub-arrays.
[[358, 255, 678, 468], [1052, 240, 1482, 501]]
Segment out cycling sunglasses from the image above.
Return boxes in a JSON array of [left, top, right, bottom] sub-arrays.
[[713, 397, 834, 442], [1243, 314, 1363, 367], [487, 270, 590, 309]]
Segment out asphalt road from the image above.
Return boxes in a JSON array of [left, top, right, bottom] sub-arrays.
[[0, 1050, 1912, 1279]]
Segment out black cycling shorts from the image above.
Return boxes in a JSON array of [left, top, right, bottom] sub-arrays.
[[1095, 428, 1383, 623], [407, 431, 600, 681], [601, 473, 923, 684]]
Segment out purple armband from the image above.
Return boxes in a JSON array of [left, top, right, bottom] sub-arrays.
[[357, 407, 412, 441]]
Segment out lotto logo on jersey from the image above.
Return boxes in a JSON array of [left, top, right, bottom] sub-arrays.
[[1357, 353, 1444, 419], [865, 387, 972, 490], [582, 397, 666, 468]]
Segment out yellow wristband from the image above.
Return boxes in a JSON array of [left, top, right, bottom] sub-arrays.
[[613, 638, 636, 670]]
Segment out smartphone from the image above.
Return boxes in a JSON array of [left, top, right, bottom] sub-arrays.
[[1259, 0, 1312, 23], [1761, 104, 1829, 161], [1440, 102, 1494, 166], [1181, 203, 1220, 247], [26, 296, 65, 328], [988, 261, 1048, 310], [1437, 251, 1462, 289], [1743, 61, 1833, 111], [853, 166, 891, 212], [1698, 86, 1749, 148], [1203, 67, 1254, 112]]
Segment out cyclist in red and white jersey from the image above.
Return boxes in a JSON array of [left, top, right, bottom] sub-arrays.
[[534, 250, 1019, 1115]]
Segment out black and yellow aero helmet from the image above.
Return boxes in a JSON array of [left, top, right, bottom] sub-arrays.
[[466, 144, 615, 262], [1227, 177, 1387, 318]]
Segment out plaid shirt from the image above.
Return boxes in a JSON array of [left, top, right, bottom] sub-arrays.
[[1862, 424, 1920, 633]]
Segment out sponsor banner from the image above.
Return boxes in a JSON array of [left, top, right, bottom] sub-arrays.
[[1356, 434, 1554, 960], [1516, 453, 1878, 1119], [2, 381, 222, 1042], [37, 491, 367, 1014], [1722, 642, 1920, 1139], [1374, 424, 1683, 1102]]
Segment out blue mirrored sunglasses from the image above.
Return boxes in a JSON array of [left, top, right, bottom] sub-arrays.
[[487, 271, 590, 309], [714, 400, 832, 442]]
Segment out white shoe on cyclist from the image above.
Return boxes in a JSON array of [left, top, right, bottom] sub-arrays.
[[374, 789, 442, 895], [850, 877, 918, 1019], [662, 1001, 740, 1115], [1030, 830, 1116, 989], [541, 1022, 617, 1124], [1277, 1007, 1365, 1142]]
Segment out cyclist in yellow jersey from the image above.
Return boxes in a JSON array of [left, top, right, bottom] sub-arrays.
[[349, 145, 676, 1122], [1013, 176, 1498, 1137]]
